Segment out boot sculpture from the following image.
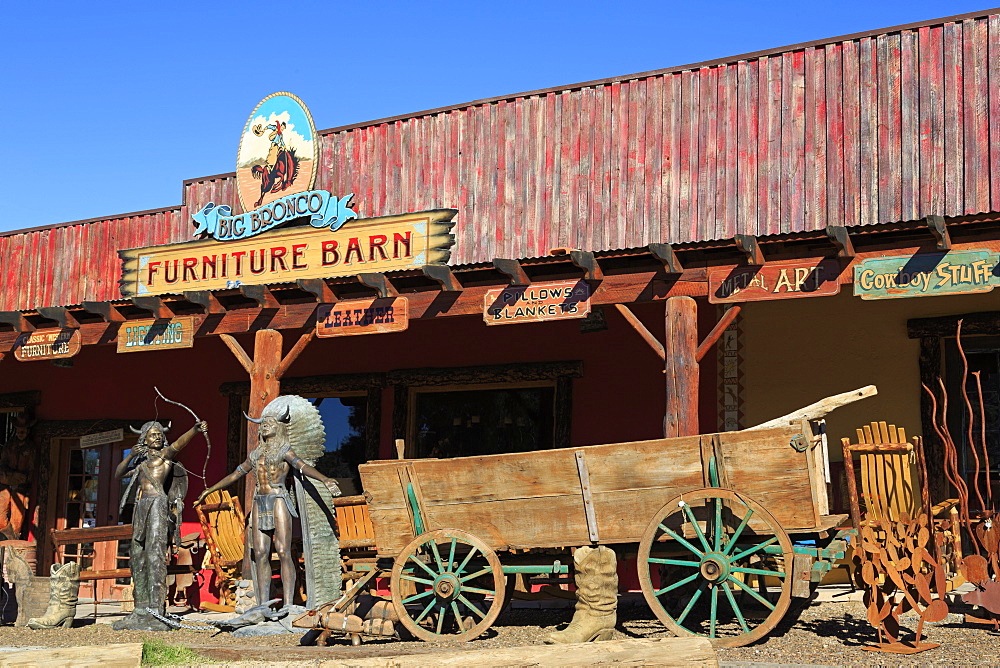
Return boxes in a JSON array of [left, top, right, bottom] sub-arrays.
[[544, 545, 618, 643], [27, 561, 81, 629]]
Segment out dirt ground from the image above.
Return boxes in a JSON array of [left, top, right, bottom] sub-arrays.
[[1, 598, 998, 666]]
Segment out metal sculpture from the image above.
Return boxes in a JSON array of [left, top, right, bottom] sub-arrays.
[[198, 395, 342, 610], [113, 418, 207, 631], [922, 320, 1000, 626], [852, 512, 949, 653]]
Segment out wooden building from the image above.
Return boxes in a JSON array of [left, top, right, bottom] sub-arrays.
[[0, 8, 997, 604]]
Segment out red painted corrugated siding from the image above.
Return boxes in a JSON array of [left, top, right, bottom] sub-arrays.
[[5, 14, 999, 311], [184, 15, 1000, 266], [0, 209, 187, 311]]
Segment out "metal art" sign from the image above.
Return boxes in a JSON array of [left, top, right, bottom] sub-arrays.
[[853, 250, 1000, 300], [13, 328, 81, 361], [316, 298, 408, 337], [484, 280, 591, 325], [708, 260, 841, 304], [117, 317, 195, 353], [119, 210, 456, 297]]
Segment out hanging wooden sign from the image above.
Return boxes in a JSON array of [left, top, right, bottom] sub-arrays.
[[119, 209, 456, 297], [484, 280, 591, 325], [854, 250, 1000, 300], [708, 260, 841, 303], [316, 298, 408, 337], [13, 328, 82, 361], [80, 429, 124, 448], [117, 317, 195, 353]]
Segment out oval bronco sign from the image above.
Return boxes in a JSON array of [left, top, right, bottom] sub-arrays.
[[236, 92, 318, 211]]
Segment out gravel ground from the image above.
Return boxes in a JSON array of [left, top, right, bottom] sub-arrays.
[[0, 598, 997, 665]]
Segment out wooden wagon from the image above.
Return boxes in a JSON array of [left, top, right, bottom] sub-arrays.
[[297, 418, 850, 648]]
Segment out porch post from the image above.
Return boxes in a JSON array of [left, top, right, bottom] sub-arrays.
[[664, 296, 699, 438]]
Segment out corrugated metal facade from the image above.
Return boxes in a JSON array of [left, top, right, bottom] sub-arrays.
[[4, 12, 1000, 311]]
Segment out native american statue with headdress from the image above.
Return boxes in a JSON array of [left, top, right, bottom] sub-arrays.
[[199, 396, 342, 610], [114, 418, 207, 631]]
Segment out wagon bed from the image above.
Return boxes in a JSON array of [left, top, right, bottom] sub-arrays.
[[359, 420, 844, 555]]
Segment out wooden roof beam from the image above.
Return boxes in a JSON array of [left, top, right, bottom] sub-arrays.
[[568, 250, 604, 283], [734, 234, 765, 265], [926, 215, 952, 250], [0, 312, 35, 333], [240, 285, 280, 309], [183, 291, 226, 314], [493, 258, 530, 286], [36, 307, 79, 329], [825, 226, 855, 259], [422, 265, 463, 293], [296, 278, 337, 303], [131, 296, 174, 320], [357, 273, 399, 298], [81, 301, 125, 323], [648, 243, 683, 273]]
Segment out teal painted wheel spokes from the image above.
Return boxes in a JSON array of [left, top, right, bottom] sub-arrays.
[[637, 488, 793, 648], [390, 528, 505, 642]]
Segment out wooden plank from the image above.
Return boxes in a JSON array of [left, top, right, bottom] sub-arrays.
[[737, 59, 759, 238], [3, 643, 142, 668], [838, 40, 859, 227], [990, 14, 1000, 213], [900, 29, 919, 222], [944, 20, 964, 214], [575, 451, 599, 542], [920, 25, 946, 216], [964, 17, 991, 214], [878, 32, 903, 225]]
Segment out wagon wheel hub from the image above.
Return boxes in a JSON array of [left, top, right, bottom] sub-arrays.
[[700, 553, 730, 583], [434, 573, 461, 601]]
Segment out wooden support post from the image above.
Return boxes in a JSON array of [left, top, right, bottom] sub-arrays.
[[220, 328, 317, 459], [664, 296, 699, 438]]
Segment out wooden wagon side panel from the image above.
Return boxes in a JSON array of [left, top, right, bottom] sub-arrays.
[[716, 426, 821, 530]]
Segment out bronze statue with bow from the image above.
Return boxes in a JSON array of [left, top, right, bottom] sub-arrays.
[[113, 390, 207, 632]]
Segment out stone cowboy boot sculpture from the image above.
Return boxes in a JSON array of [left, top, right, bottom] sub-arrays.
[[27, 561, 81, 629], [544, 545, 618, 643]]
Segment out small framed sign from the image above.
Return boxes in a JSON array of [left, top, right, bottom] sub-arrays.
[[484, 280, 591, 325], [13, 328, 82, 361], [117, 317, 195, 353], [316, 298, 408, 337], [80, 429, 124, 448]]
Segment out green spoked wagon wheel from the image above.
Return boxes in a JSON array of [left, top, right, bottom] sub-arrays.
[[390, 528, 505, 642], [638, 488, 794, 648]]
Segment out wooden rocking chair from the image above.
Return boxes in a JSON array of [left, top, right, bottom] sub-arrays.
[[841, 421, 962, 583], [195, 489, 246, 612]]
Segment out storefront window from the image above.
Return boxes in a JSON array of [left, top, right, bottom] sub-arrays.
[[308, 395, 367, 496], [946, 336, 1000, 487], [412, 385, 555, 458]]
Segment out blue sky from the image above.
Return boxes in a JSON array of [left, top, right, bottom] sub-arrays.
[[0, 1, 991, 233]]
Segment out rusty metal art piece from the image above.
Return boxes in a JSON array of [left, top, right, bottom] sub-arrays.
[[922, 319, 1000, 627], [852, 512, 949, 654]]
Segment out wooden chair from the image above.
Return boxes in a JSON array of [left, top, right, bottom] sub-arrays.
[[332, 495, 376, 580], [195, 490, 246, 611], [841, 421, 962, 581]]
